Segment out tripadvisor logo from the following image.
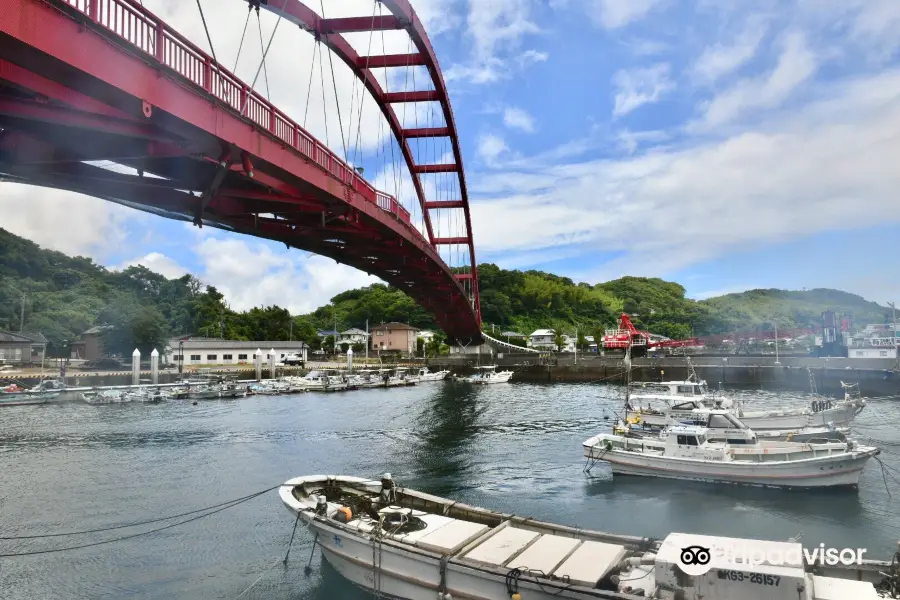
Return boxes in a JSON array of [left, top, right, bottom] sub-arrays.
[[677, 542, 867, 576]]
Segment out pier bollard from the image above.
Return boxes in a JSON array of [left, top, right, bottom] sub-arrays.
[[150, 349, 159, 384], [131, 348, 141, 385]]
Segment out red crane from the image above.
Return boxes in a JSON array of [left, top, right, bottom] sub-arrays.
[[601, 314, 701, 352]]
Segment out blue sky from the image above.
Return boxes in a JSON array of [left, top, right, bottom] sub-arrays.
[[2, 0, 900, 313]]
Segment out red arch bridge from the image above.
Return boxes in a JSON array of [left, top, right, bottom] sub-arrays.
[[0, 0, 483, 344]]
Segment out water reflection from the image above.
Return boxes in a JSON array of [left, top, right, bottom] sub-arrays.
[[407, 382, 485, 495]]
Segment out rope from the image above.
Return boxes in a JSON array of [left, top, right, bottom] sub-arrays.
[[195, 0, 218, 65], [0, 486, 276, 557], [231, 557, 282, 600], [232, 8, 252, 73], [0, 485, 281, 540]]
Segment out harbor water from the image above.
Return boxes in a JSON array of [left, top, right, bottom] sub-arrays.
[[1, 383, 899, 599]]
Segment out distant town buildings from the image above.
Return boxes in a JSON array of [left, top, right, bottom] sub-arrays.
[[370, 322, 418, 355], [339, 328, 369, 345]]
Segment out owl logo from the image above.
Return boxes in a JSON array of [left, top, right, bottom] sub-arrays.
[[678, 545, 713, 576]]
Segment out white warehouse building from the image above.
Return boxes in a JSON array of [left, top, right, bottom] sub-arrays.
[[166, 338, 308, 367]]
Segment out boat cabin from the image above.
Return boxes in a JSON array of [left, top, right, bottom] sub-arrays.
[[664, 409, 759, 445], [633, 380, 710, 397], [663, 425, 731, 461]]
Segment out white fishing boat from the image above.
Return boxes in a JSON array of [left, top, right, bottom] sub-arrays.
[[188, 380, 246, 400], [583, 423, 879, 488], [626, 381, 865, 431], [81, 389, 130, 404], [461, 365, 514, 384], [279, 474, 892, 600], [618, 406, 850, 443], [394, 368, 420, 385], [416, 368, 449, 382]]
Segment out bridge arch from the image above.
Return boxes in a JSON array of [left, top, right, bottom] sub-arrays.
[[0, 0, 482, 342]]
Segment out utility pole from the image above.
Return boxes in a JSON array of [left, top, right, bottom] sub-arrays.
[[289, 319, 293, 341], [19, 292, 25, 333], [575, 327, 578, 365], [774, 321, 780, 365], [365, 319, 369, 364], [889, 302, 897, 350]]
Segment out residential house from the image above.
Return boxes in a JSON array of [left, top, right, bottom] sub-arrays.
[[0, 330, 47, 364], [339, 328, 369, 345], [165, 338, 308, 367], [418, 330, 435, 344], [370, 322, 418, 355], [528, 329, 557, 350], [70, 325, 113, 360]]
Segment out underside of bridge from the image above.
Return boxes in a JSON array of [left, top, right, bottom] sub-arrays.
[[0, 0, 483, 344]]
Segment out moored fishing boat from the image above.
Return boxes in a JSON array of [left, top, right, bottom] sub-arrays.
[[459, 365, 514, 384], [280, 474, 892, 599], [416, 367, 449, 382], [625, 380, 865, 431], [583, 423, 879, 488]]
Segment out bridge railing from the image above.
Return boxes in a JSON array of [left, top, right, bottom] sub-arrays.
[[59, 0, 415, 230]]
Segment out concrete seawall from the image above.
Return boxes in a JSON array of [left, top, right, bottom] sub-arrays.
[[430, 356, 899, 397]]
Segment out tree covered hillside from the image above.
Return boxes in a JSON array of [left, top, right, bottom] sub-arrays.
[[0, 228, 891, 356]]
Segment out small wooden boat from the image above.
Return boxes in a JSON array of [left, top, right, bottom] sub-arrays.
[[280, 474, 891, 599]]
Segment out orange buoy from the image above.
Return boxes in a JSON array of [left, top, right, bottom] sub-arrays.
[[335, 506, 352, 523]]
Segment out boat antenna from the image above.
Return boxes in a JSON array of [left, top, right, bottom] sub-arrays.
[[623, 341, 632, 410]]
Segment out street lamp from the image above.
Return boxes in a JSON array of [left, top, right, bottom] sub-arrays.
[[178, 340, 184, 375]]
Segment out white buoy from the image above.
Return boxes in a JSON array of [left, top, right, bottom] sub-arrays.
[[131, 348, 141, 385], [347, 347, 353, 372], [268, 348, 276, 379], [150, 348, 159, 384], [254, 348, 262, 382]]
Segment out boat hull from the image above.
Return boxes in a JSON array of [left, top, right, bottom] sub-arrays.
[[584, 444, 877, 488]]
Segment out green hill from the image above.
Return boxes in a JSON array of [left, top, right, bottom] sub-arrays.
[[0, 228, 891, 355]]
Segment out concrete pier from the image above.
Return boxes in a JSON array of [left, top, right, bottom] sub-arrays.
[[430, 355, 899, 397]]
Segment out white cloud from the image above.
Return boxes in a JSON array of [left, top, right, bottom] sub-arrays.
[[118, 253, 189, 279], [692, 17, 768, 84], [616, 129, 669, 154], [797, 0, 900, 62], [697, 31, 816, 129], [590, 0, 665, 29], [193, 237, 381, 314], [468, 68, 900, 283], [477, 133, 510, 164], [445, 0, 544, 84], [0, 184, 133, 258], [612, 63, 675, 117], [502, 107, 536, 132]]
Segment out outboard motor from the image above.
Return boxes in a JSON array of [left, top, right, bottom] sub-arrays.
[[380, 472, 396, 505]]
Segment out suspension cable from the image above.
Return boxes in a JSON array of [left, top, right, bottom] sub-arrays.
[[239, 1, 283, 115], [232, 8, 252, 73], [319, 0, 348, 162], [303, 41, 318, 129], [380, 9, 402, 213], [195, 0, 218, 65], [351, 1, 378, 167], [256, 9, 271, 101], [317, 39, 331, 149]]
